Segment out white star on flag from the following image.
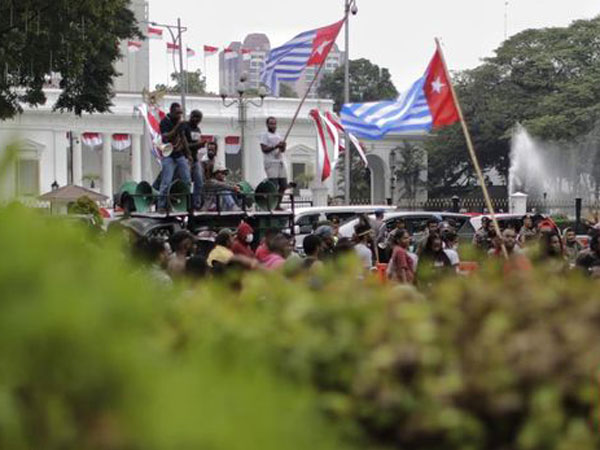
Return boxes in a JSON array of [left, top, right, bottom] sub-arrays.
[[314, 39, 332, 57], [431, 76, 445, 94]]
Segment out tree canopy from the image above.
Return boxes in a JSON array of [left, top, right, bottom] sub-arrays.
[[0, 0, 141, 120], [427, 16, 600, 195], [317, 58, 398, 112], [156, 69, 207, 95]]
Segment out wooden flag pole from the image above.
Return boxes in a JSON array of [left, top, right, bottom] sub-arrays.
[[435, 38, 508, 259], [282, 56, 329, 143]]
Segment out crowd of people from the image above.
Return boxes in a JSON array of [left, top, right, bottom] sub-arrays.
[[131, 209, 600, 287], [153, 102, 289, 212]]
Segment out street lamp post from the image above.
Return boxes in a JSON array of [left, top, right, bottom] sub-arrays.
[[220, 75, 267, 178], [344, 0, 358, 204], [145, 19, 188, 116]]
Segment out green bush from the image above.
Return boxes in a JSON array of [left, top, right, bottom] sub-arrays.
[[1, 204, 599, 450]]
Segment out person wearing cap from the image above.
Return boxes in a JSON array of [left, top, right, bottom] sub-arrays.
[[203, 163, 240, 211], [354, 222, 374, 270], [231, 221, 255, 259], [314, 225, 336, 259]]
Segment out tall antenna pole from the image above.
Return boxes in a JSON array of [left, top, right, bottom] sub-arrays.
[[504, 1, 509, 40]]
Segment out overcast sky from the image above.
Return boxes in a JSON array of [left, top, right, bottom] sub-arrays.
[[148, 0, 599, 95]]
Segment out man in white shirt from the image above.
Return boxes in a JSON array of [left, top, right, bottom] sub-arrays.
[[260, 116, 288, 210], [354, 223, 374, 270]]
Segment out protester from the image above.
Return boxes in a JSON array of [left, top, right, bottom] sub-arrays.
[[371, 209, 386, 244], [207, 229, 235, 269], [387, 229, 415, 284], [203, 163, 240, 211], [182, 110, 206, 210], [260, 116, 287, 210], [563, 227, 583, 266], [302, 234, 323, 270], [576, 234, 600, 278], [136, 238, 172, 285], [354, 223, 374, 270], [314, 225, 336, 259], [538, 231, 568, 273], [473, 216, 493, 250], [158, 102, 191, 212], [417, 218, 440, 255], [185, 255, 209, 281], [256, 228, 278, 264], [262, 233, 290, 270], [231, 221, 255, 259], [518, 214, 538, 245], [167, 231, 194, 277], [202, 141, 218, 181], [416, 233, 454, 283], [442, 230, 461, 270]]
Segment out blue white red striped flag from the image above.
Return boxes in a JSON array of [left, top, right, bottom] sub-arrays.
[[261, 19, 344, 96], [340, 48, 459, 140]]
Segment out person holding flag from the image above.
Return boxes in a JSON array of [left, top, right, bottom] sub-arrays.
[[260, 117, 287, 210]]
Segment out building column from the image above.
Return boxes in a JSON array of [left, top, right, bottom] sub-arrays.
[[131, 133, 142, 182], [101, 133, 113, 198], [73, 133, 83, 186]]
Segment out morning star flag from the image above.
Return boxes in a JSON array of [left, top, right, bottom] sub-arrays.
[[204, 45, 219, 57], [341, 48, 459, 140], [147, 26, 163, 40], [261, 19, 344, 96]]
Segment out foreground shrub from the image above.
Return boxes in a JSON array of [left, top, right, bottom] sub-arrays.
[[0, 205, 599, 449]]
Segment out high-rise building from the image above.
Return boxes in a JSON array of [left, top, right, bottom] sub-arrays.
[[113, 0, 150, 93], [293, 44, 343, 99], [219, 34, 343, 98], [219, 34, 270, 95]]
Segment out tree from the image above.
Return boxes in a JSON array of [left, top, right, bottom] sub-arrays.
[[426, 16, 600, 196], [0, 0, 141, 119], [279, 83, 298, 98], [335, 148, 371, 202], [394, 142, 427, 200], [317, 58, 398, 112], [155, 69, 207, 95]]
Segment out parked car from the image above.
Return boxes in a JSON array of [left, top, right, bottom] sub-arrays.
[[338, 211, 470, 245], [293, 205, 397, 252]]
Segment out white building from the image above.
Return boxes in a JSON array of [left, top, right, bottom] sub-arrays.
[[0, 91, 426, 206]]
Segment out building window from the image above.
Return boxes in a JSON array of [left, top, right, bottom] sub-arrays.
[[16, 158, 40, 196]]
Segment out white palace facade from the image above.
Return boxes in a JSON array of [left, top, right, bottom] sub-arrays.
[[0, 90, 427, 206]]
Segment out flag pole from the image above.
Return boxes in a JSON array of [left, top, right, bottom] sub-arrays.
[[435, 38, 508, 259], [281, 57, 328, 143]]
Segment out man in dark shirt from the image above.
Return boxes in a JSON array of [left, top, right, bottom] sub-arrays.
[[202, 141, 218, 181], [576, 234, 600, 278], [158, 102, 191, 211], [180, 110, 206, 209]]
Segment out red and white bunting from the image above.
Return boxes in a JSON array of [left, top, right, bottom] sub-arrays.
[[201, 135, 215, 144], [186, 47, 196, 57], [166, 42, 180, 54], [127, 40, 142, 53], [204, 45, 219, 57], [112, 134, 131, 151], [223, 48, 237, 60], [224, 136, 241, 155], [147, 26, 163, 40], [81, 132, 102, 147], [241, 48, 251, 61]]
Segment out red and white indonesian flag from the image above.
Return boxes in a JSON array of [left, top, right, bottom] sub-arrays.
[[148, 26, 163, 40], [127, 41, 142, 53], [135, 103, 166, 163], [112, 134, 131, 151], [82, 132, 102, 147], [241, 48, 251, 61], [225, 136, 241, 155], [204, 45, 218, 57], [325, 111, 368, 166], [223, 48, 237, 60], [167, 42, 180, 54], [309, 109, 333, 182], [186, 47, 196, 57]]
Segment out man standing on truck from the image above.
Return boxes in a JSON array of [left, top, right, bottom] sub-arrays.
[[260, 116, 287, 210]]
